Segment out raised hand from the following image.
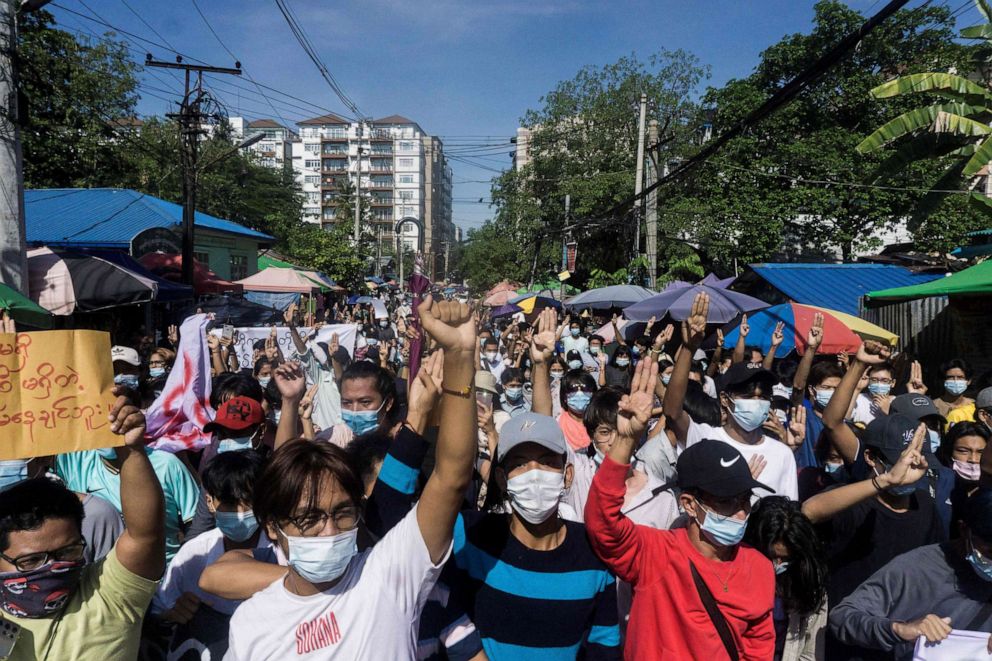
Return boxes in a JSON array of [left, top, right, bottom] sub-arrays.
[[881, 423, 928, 487], [329, 332, 340, 356], [530, 307, 558, 364], [716, 327, 724, 348], [739, 314, 750, 338], [616, 357, 658, 439], [298, 384, 319, 421], [907, 360, 927, 395], [408, 349, 444, 417], [654, 323, 675, 351], [748, 454, 767, 479], [417, 294, 476, 354], [837, 351, 850, 368], [681, 292, 710, 347], [206, 333, 220, 352], [855, 340, 891, 366], [770, 321, 785, 347], [785, 405, 806, 450], [856, 369, 869, 392], [273, 361, 307, 403], [477, 401, 495, 433], [762, 411, 786, 441], [283, 302, 298, 326], [109, 389, 147, 448], [167, 323, 179, 347], [807, 313, 824, 350]]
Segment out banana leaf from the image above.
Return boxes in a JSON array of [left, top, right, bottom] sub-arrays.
[[976, 0, 992, 23], [962, 23, 992, 40], [872, 133, 976, 178], [870, 73, 992, 106], [964, 133, 992, 176], [857, 103, 991, 153]]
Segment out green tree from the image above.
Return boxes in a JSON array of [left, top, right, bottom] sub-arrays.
[[469, 50, 709, 291], [672, 1, 981, 263], [17, 10, 139, 188]]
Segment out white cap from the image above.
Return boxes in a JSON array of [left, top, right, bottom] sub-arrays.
[[111, 345, 141, 366]]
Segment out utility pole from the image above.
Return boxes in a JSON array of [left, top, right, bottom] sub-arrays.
[[353, 123, 363, 244], [560, 194, 570, 301], [645, 119, 659, 289], [147, 55, 241, 286], [443, 240, 450, 283], [375, 224, 382, 277], [632, 93, 647, 261], [0, 0, 50, 295]]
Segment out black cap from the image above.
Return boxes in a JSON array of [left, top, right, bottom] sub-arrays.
[[890, 394, 945, 424], [717, 361, 776, 393], [675, 440, 773, 497], [864, 414, 919, 464]]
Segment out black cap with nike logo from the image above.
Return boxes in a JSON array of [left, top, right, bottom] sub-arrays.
[[673, 440, 774, 497]]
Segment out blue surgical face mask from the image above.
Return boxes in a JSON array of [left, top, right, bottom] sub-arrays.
[[0, 461, 28, 492], [590, 346, 601, 355], [342, 401, 385, 436], [868, 382, 891, 397], [945, 379, 968, 396], [570, 328, 580, 337], [616, 358, 630, 368], [968, 538, 992, 582], [927, 429, 941, 454], [661, 374, 671, 386], [215, 509, 259, 542], [218, 436, 253, 454], [148, 367, 166, 379], [114, 373, 139, 390], [504, 387, 523, 402], [697, 503, 748, 547], [814, 389, 833, 408], [568, 360, 583, 370], [631, 347, 640, 357], [550, 371, 564, 381], [279, 527, 359, 584], [731, 398, 771, 432], [567, 391, 592, 414], [257, 376, 271, 388], [824, 461, 846, 478]]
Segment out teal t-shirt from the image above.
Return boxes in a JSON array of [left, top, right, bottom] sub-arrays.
[[56, 449, 200, 563]]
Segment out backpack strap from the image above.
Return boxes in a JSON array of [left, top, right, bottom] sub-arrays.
[[689, 561, 740, 661]]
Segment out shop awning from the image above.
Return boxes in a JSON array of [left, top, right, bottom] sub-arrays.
[[865, 261, 992, 302]]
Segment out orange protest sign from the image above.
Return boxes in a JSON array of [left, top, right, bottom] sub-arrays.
[[0, 330, 119, 459]]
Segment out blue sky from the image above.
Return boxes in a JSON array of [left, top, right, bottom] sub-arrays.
[[49, 0, 950, 233]]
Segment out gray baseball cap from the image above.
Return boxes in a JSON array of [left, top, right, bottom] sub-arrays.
[[977, 387, 992, 411], [496, 412, 567, 462]]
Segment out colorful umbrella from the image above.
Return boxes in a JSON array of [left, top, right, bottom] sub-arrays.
[[28, 247, 159, 315], [722, 302, 862, 355], [138, 253, 243, 295], [805, 305, 899, 347], [510, 294, 562, 315], [624, 284, 768, 323], [0, 281, 52, 329], [490, 303, 523, 318], [484, 289, 517, 307], [486, 280, 522, 297]]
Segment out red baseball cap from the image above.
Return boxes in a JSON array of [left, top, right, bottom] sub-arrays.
[[204, 396, 264, 433]]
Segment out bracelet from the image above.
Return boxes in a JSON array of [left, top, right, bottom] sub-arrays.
[[871, 475, 883, 492], [442, 384, 473, 398]]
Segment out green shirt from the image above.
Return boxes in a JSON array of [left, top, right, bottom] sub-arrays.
[[4, 546, 158, 661]]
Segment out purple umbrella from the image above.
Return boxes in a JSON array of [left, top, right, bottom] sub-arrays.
[[490, 303, 523, 318], [699, 273, 735, 289], [623, 284, 768, 323]]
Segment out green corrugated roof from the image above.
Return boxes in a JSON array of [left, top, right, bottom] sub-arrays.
[[865, 261, 992, 301]]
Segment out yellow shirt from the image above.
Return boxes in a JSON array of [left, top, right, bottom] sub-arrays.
[[947, 403, 976, 430], [4, 545, 158, 661]]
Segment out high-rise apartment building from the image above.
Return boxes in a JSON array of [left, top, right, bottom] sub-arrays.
[[293, 112, 454, 278], [229, 117, 297, 170]]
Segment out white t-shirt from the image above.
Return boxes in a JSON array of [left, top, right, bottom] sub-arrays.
[[685, 420, 799, 501], [852, 393, 883, 426], [225, 505, 449, 660], [562, 335, 589, 355], [153, 527, 274, 617]]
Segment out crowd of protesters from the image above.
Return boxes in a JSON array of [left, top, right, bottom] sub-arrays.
[[2, 289, 992, 660]]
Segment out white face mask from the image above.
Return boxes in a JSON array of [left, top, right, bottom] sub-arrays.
[[505, 468, 564, 524], [278, 527, 358, 584]]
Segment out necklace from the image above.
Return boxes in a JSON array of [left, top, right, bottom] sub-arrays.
[[707, 561, 734, 592]]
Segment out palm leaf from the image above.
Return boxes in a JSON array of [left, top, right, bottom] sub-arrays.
[[974, 0, 992, 24], [961, 23, 992, 40], [908, 160, 969, 228], [857, 104, 991, 153], [964, 133, 992, 175], [970, 190, 992, 215], [873, 133, 976, 177], [869, 73, 992, 105]]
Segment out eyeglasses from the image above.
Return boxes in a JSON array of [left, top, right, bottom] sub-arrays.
[[284, 506, 361, 538], [0, 540, 86, 572]]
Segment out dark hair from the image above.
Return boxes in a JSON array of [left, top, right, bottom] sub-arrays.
[[565, 350, 583, 364], [745, 345, 763, 359], [775, 359, 798, 386], [868, 362, 895, 377], [202, 450, 267, 506], [939, 421, 990, 466], [560, 369, 597, 410], [609, 345, 631, 367], [962, 488, 992, 541], [341, 361, 399, 425], [588, 334, 605, 346], [252, 339, 267, 352], [583, 386, 623, 436], [254, 439, 365, 527], [683, 380, 721, 426], [211, 372, 264, 409], [722, 375, 775, 399], [253, 357, 275, 377], [689, 360, 705, 378], [0, 478, 84, 553], [941, 358, 972, 379], [483, 337, 498, 348], [501, 367, 524, 386], [263, 378, 281, 409], [744, 496, 827, 617], [809, 361, 844, 388], [634, 336, 651, 349], [345, 431, 392, 489]]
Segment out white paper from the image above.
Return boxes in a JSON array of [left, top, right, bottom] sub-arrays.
[[210, 324, 358, 369], [913, 629, 992, 660]]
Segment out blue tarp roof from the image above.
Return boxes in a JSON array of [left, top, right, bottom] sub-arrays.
[[746, 263, 943, 315], [24, 188, 274, 248]]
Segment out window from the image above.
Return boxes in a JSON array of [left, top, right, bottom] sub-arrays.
[[304, 143, 320, 153], [305, 192, 319, 203], [398, 190, 414, 200], [398, 158, 414, 168], [305, 159, 320, 169], [399, 141, 415, 152], [304, 175, 320, 185], [398, 174, 414, 184], [229, 255, 248, 280], [193, 251, 210, 267]]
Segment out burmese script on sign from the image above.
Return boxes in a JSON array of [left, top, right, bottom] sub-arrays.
[[0, 330, 119, 459]]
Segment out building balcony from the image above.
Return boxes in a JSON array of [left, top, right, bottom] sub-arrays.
[[371, 196, 393, 206], [369, 180, 393, 188], [369, 129, 392, 141], [321, 177, 342, 189], [321, 148, 348, 156], [321, 134, 348, 142]]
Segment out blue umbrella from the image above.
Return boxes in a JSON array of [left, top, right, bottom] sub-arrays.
[[347, 295, 373, 305], [699, 273, 735, 289], [624, 284, 768, 323], [490, 303, 523, 318], [564, 285, 656, 311]]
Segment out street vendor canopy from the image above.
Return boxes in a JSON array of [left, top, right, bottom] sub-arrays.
[[235, 267, 321, 294], [865, 261, 992, 302]]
